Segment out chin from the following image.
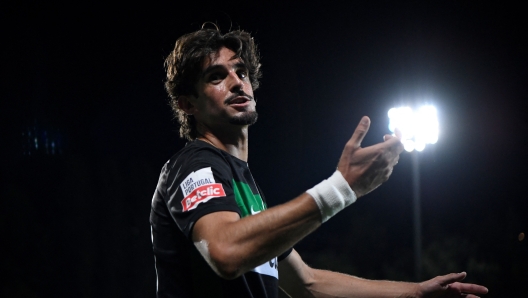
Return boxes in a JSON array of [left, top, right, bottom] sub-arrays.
[[229, 111, 258, 126]]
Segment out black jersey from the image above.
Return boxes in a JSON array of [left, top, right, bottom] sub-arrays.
[[150, 140, 291, 298]]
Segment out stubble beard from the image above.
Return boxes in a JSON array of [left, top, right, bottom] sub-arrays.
[[229, 111, 258, 126]]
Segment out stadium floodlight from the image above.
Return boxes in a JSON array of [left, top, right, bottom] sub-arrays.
[[388, 104, 439, 281], [388, 105, 439, 152]]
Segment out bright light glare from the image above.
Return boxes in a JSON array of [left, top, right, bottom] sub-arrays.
[[388, 105, 439, 152]]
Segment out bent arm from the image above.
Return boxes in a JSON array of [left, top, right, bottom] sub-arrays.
[[192, 193, 321, 279], [192, 116, 403, 279]]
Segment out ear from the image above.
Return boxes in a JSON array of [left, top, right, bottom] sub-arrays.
[[177, 96, 197, 115]]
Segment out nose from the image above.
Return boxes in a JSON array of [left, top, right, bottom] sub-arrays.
[[227, 71, 244, 92]]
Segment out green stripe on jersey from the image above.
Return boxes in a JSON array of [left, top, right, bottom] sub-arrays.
[[232, 180, 266, 218]]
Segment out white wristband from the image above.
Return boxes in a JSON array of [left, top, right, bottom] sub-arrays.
[[306, 170, 357, 223]]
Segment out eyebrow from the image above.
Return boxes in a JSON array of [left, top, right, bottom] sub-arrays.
[[201, 62, 248, 79]]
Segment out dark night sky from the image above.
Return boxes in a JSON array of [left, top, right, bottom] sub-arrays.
[[3, 1, 527, 297]]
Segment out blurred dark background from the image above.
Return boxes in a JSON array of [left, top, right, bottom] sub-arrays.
[[2, 1, 527, 297]]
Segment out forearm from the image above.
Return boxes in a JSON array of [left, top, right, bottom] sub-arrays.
[[194, 116, 404, 279], [193, 193, 322, 278], [307, 269, 419, 298]]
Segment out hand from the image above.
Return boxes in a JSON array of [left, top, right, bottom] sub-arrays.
[[418, 272, 488, 298], [337, 116, 404, 197]]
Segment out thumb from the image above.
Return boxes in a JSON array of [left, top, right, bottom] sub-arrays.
[[438, 272, 467, 286], [349, 116, 371, 149]]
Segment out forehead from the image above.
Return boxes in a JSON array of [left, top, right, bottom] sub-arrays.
[[202, 47, 243, 70]]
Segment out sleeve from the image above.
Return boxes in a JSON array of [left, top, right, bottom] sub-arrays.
[[164, 147, 241, 238], [278, 248, 293, 262]]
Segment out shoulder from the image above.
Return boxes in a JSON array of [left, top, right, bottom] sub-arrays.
[[166, 140, 231, 172], [159, 141, 241, 191]]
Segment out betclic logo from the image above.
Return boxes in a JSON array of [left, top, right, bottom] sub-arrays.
[[180, 167, 226, 211]]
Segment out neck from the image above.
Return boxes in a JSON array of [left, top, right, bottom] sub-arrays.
[[197, 124, 249, 162]]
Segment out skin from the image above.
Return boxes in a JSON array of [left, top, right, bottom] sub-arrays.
[[178, 47, 256, 161], [177, 47, 488, 297]]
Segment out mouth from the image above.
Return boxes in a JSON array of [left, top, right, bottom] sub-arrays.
[[227, 96, 251, 106]]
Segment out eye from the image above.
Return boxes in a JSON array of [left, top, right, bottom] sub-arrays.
[[208, 73, 224, 83], [237, 69, 248, 79]]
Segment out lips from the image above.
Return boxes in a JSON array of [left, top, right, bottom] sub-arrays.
[[227, 96, 250, 105]]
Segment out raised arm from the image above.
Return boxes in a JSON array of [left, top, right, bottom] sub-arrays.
[[192, 116, 404, 279]]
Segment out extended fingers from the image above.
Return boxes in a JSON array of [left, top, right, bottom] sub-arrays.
[[437, 272, 467, 286], [450, 282, 489, 295], [381, 132, 404, 153], [371, 136, 404, 162], [348, 116, 371, 149]]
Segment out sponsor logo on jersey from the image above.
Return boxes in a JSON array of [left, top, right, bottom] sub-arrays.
[[250, 205, 261, 215], [232, 180, 266, 218], [180, 167, 226, 212]]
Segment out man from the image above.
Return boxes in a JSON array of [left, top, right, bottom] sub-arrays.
[[150, 27, 488, 298]]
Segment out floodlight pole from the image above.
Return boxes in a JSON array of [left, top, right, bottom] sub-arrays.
[[411, 150, 422, 281], [388, 105, 438, 281]]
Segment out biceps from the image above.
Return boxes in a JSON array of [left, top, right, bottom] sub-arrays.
[[191, 211, 240, 243], [191, 211, 241, 278]]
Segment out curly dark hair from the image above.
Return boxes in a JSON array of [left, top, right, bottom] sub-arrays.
[[164, 28, 262, 140]]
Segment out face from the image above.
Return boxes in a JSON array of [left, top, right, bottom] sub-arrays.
[[186, 47, 257, 130]]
